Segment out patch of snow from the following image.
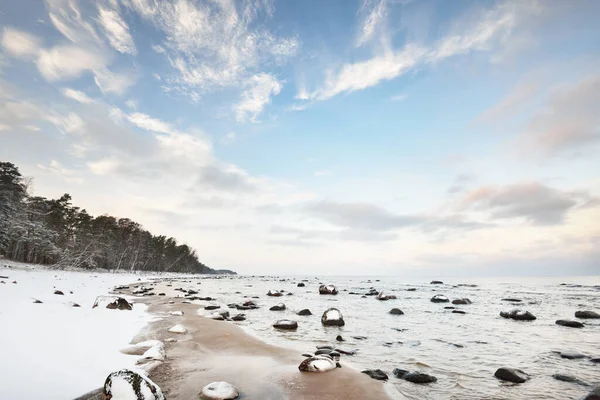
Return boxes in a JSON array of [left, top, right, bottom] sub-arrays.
[[325, 309, 341, 320], [169, 310, 184, 316], [0, 263, 151, 399], [168, 324, 187, 334]]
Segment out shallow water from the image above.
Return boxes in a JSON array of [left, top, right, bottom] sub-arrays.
[[176, 275, 599, 400]]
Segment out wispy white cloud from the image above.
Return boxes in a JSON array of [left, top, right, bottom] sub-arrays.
[[390, 93, 407, 101], [125, 0, 298, 103], [1, 27, 41, 59], [36, 45, 107, 81], [356, 0, 387, 47], [303, 0, 541, 101], [234, 73, 283, 123], [93, 67, 136, 95], [96, 5, 136, 55], [62, 88, 94, 103]]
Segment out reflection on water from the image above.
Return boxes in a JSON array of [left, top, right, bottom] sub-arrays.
[[188, 275, 600, 400]]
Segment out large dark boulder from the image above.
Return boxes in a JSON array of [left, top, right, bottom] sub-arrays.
[[362, 369, 388, 380], [297, 309, 312, 316], [393, 369, 437, 384], [389, 308, 404, 315], [452, 298, 472, 305], [319, 285, 338, 295], [556, 320, 584, 328], [430, 294, 449, 303], [430, 280, 443, 285], [103, 369, 164, 399], [575, 311, 600, 319], [297, 282, 305, 287], [500, 309, 536, 321], [321, 308, 345, 326], [494, 367, 529, 383]]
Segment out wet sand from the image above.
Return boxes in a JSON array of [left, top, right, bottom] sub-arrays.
[[90, 279, 393, 400]]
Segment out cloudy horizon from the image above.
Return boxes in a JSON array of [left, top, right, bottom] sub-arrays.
[[1, 0, 599, 276]]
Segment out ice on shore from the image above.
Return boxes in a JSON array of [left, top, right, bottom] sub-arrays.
[[168, 323, 188, 333], [200, 381, 239, 400], [0, 262, 151, 400]]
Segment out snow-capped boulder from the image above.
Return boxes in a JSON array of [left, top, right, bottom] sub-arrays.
[[93, 295, 133, 310], [319, 285, 338, 295], [266, 290, 283, 297], [298, 355, 340, 372], [430, 295, 449, 303], [168, 324, 188, 334], [321, 308, 345, 326], [102, 369, 165, 400], [200, 381, 239, 400], [500, 309, 536, 321], [377, 292, 397, 301], [140, 343, 166, 362], [269, 303, 286, 311]]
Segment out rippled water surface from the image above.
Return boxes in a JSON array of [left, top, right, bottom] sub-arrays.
[[178, 275, 600, 399]]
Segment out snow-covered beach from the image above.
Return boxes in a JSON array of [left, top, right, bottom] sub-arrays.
[[0, 262, 152, 399]]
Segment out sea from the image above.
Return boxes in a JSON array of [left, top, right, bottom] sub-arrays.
[[190, 275, 600, 400]]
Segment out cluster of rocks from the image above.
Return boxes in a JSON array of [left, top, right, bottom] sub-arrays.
[[361, 368, 437, 384]]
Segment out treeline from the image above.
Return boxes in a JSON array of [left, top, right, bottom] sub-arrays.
[[0, 162, 233, 274]]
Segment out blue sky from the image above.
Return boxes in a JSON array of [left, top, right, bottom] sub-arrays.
[[1, 0, 599, 276]]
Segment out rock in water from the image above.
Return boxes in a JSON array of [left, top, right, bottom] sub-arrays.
[[500, 309, 536, 321], [575, 311, 600, 319], [560, 352, 586, 360], [319, 285, 338, 295], [583, 386, 600, 400], [321, 308, 345, 326], [362, 369, 388, 380], [452, 298, 472, 305], [231, 314, 246, 321], [552, 374, 588, 386], [389, 308, 404, 315], [377, 292, 397, 301], [200, 381, 239, 400], [336, 335, 345, 342], [393, 369, 437, 384], [269, 303, 286, 311], [430, 294, 449, 303], [103, 369, 165, 400], [556, 320, 584, 328], [170, 311, 184, 316], [297, 282, 305, 287], [297, 309, 312, 316], [494, 368, 530, 383], [452, 310, 466, 314], [273, 319, 298, 330], [298, 355, 340, 372], [93, 295, 133, 310], [54, 290, 64, 295], [204, 305, 220, 310], [33, 299, 43, 304], [430, 280, 443, 284], [168, 324, 187, 334], [266, 290, 283, 297]]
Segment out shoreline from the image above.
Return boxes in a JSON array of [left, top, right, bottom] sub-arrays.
[[109, 278, 393, 400]]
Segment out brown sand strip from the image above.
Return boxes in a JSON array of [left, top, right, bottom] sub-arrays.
[[113, 280, 393, 400]]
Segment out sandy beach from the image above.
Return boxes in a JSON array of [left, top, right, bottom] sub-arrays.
[[81, 278, 392, 400]]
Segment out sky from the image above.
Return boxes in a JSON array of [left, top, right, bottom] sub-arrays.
[[0, 0, 599, 276]]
